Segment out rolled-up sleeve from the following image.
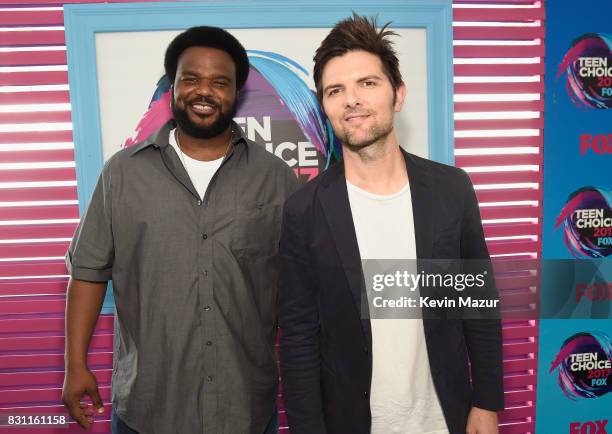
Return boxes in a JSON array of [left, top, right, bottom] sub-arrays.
[[65, 160, 114, 282]]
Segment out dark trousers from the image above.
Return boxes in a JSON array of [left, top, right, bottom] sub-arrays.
[[112, 407, 279, 434]]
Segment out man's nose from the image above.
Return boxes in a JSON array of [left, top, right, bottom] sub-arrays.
[[195, 79, 213, 96], [344, 85, 361, 108]]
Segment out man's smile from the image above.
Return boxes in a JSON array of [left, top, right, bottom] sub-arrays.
[[344, 112, 372, 124], [189, 101, 218, 116]]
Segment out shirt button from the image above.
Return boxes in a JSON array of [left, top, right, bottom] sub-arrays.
[[202, 233, 208, 240], [203, 306, 211, 311], [197, 200, 202, 206], [206, 341, 213, 346], [207, 376, 213, 382]]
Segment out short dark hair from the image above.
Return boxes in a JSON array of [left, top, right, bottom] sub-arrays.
[[164, 26, 249, 89], [313, 14, 403, 102]]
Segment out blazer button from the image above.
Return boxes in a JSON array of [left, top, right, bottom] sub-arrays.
[[364, 391, 369, 398], [363, 346, 369, 354]]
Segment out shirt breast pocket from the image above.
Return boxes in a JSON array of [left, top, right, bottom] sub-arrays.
[[233, 200, 282, 256]]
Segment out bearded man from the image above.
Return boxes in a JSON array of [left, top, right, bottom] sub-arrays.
[[278, 15, 504, 434], [62, 26, 297, 434]]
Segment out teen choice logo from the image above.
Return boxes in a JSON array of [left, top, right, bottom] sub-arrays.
[[549, 332, 612, 400], [555, 187, 612, 258], [558, 33, 612, 109]]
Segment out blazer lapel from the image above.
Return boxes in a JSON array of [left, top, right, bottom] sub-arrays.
[[403, 151, 445, 330], [403, 151, 435, 260], [319, 163, 371, 343]]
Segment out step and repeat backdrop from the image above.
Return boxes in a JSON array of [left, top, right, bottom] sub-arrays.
[[537, 1, 611, 432]]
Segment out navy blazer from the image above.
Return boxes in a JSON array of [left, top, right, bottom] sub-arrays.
[[278, 150, 504, 434]]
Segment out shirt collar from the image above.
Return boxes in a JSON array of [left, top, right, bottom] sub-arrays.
[[130, 120, 248, 156]]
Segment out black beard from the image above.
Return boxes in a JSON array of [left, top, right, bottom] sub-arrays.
[[172, 97, 237, 139]]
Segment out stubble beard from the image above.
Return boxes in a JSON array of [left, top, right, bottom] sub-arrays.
[[341, 119, 394, 161]]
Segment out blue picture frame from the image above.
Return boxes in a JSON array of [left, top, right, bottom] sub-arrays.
[[64, 0, 454, 214]]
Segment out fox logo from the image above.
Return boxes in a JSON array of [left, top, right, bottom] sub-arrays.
[[570, 420, 608, 434]]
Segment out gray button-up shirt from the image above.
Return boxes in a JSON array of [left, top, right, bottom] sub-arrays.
[[66, 121, 298, 434]]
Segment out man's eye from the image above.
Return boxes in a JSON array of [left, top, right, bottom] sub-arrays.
[[328, 88, 341, 97], [213, 81, 228, 87], [182, 77, 198, 84], [363, 80, 376, 87]]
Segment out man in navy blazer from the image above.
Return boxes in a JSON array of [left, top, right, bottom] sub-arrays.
[[278, 15, 504, 434]]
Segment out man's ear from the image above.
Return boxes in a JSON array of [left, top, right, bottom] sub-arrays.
[[394, 82, 407, 112]]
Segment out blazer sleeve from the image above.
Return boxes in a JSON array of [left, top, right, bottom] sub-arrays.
[[278, 199, 328, 434], [459, 170, 505, 411]]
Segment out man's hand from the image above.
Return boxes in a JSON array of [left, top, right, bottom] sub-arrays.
[[466, 406, 499, 434], [62, 365, 104, 429], [63, 278, 107, 429]]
